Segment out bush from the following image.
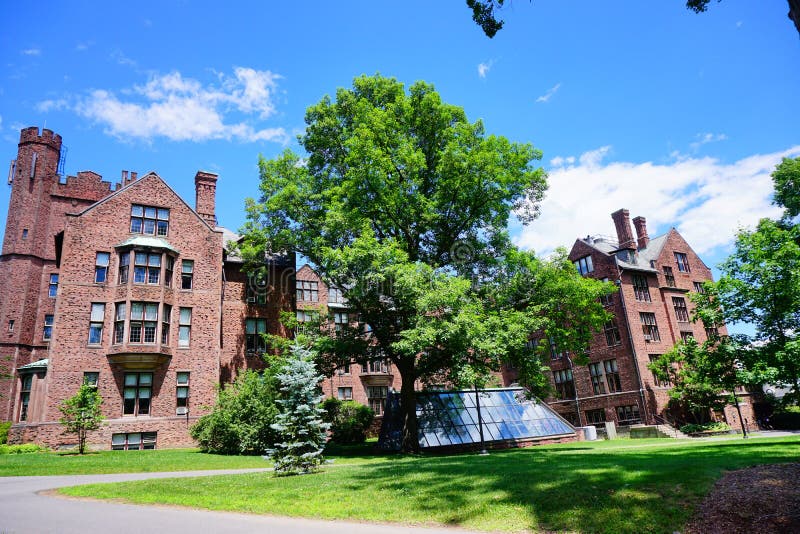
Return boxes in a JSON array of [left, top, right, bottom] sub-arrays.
[[323, 397, 374, 444], [0, 421, 11, 445], [770, 405, 800, 429], [0, 443, 47, 454], [680, 421, 730, 434], [191, 368, 282, 455]]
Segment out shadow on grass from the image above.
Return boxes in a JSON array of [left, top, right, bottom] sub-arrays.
[[340, 438, 800, 533]]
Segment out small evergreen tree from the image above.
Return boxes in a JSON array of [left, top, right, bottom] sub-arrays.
[[269, 343, 329, 475], [59, 383, 104, 454]]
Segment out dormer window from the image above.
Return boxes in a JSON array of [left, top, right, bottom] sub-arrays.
[[574, 255, 594, 275], [131, 205, 169, 236]]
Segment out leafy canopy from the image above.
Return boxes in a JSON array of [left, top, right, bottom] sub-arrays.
[[59, 383, 104, 455]]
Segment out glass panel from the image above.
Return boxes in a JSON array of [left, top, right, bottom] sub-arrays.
[[177, 387, 188, 398], [157, 208, 169, 220], [112, 433, 126, 445], [180, 308, 191, 324], [139, 373, 152, 385], [135, 252, 147, 265], [116, 303, 126, 321], [96, 252, 110, 266], [131, 302, 143, 319], [128, 433, 141, 444], [131, 205, 143, 217], [148, 254, 161, 267], [176, 372, 189, 385], [124, 387, 136, 398], [144, 207, 156, 218], [182, 261, 194, 273], [124, 373, 138, 386], [246, 320, 256, 334], [138, 388, 151, 399], [90, 303, 105, 321], [145, 303, 158, 320]]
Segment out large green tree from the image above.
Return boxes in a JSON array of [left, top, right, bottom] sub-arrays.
[[59, 383, 104, 455], [241, 74, 613, 451]]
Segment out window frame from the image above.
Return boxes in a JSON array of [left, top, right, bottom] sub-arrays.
[[19, 374, 32, 422], [43, 314, 54, 341], [553, 369, 575, 400], [639, 312, 661, 342], [603, 320, 621, 346], [48, 273, 59, 298], [574, 255, 594, 276], [672, 297, 690, 322], [122, 372, 152, 416], [88, 303, 105, 345], [603, 359, 622, 393], [111, 431, 157, 450], [180, 260, 194, 290], [337, 387, 353, 400], [631, 273, 651, 302], [245, 318, 267, 353], [130, 204, 169, 236], [674, 252, 690, 273], [367, 385, 388, 416], [663, 266, 675, 287], [95, 252, 110, 283], [178, 307, 192, 347], [295, 280, 319, 302], [176, 372, 190, 409], [588, 362, 607, 395]]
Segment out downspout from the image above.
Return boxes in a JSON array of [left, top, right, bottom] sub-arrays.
[[566, 354, 582, 426], [616, 265, 649, 424]]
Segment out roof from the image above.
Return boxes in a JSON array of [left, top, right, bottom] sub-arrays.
[[18, 358, 48, 371], [115, 235, 180, 254], [216, 226, 242, 262], [580, 232, 670, 273]]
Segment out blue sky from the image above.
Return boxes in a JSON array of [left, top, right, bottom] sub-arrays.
[[1, 1, 798, 334]]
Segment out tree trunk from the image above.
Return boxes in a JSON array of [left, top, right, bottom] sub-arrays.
[[397, 363, 419, 453]]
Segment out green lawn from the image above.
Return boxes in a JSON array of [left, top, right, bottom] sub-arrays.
[[56, 436, 800, 533]]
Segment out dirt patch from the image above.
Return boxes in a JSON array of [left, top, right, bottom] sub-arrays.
[[684, 463, 800, 534]]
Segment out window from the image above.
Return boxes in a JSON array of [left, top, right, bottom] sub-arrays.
[[164, 256, 174, 288], [8, 320, 14, 333], [332, 312, 348, 332], [574, 255, 594, 275], [604, 320, 621, 346], [337, 362, 351, 375], [245, 318, 267, 353], [649, 355, 670, 387], [178, 308, 191, 347], [329, 288, 347, 305], [118, 252, 130, 284], [616, 404, 641, 425], [693, 281, 705, 293], [48, 274, 58, 298], [129, 302, 158, 344], [553, 369, 575, 400], [588, 363, 607, 395], [632, 274, 651, 302], [365, 359, 390, 374], [367, 386, 388, 415], [112, 432, 157, 450], [337, 387, 353, 400], [83, 372, 99, 388], [640, 312, 660, 342], [43, 314, 53, 340], [599, 277, 613, 306], [176, 372, 189, 409], [548, 337, 567, 360], [585, 409, 605, 425], [675, 252, 690, 273], [130, 204, 169, 236], [705, 327, 719, 340], [296, 310, 318, 323], [133, 252, 161, 285], [296, 280, 319, 302], [246, 284, 267, 305], [19, 374, 32, 421], [663, 266, 675, 287], [161, 304, 171, 345], [88, 303, 104, 345], [604, 359, 621, 392], [680, 331, 694, 341], [123, 372, 152, 415], [180, 260, 194, 290], [114, 303, 126, 344], [673, 297, 690, 322], [95, 252, 110, 283], [21, 228, 28, 240]]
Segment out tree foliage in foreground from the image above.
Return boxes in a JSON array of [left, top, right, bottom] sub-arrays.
[[466, 1, 800, 38], [241, 74, 614, 451], [268, 343, 328, 475], [190, 366, 282, 455], [59, 383, 104, 455]]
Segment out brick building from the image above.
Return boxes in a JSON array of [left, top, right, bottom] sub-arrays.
[[295, 265, 401, 417], [544, 209, 757, 430], [1, 127, 291, 449]]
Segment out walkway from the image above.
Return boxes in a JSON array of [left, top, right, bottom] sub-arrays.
[[0, 468, 485, 534]]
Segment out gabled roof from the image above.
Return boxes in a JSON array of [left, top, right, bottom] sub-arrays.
[[578, 232, 670, 274], [74, 172, 217, 233]]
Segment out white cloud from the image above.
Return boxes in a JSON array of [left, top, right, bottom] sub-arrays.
[[36, 99, 69, 112], [536, 82, 561, 103], [690, 132, 728, 151], [477, 60, 494, 78], [515, 145, 800, 256], [21, 48, 41, 56], [65, 68, 287, 143]]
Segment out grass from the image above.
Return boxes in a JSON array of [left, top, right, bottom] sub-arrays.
[[56, 436, 800, 533]]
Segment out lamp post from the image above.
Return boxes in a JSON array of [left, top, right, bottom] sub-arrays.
[[474, 384, 488, 455]]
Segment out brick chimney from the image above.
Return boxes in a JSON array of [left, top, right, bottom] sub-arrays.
[[632, 216, 649, 249], [194, 171, 218, 225], [611, 208, 636, 249]]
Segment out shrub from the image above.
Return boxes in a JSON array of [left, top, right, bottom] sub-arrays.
[[770, 405, 800, 429], [0, 421, 11, 445], [322, 397, 374, 444], [0, 443, 47, 454], [680, 421, 730, 434], [191, 367, 282, 455]]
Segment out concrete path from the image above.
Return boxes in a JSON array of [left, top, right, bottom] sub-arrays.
[[0, 468, 486, 534]]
